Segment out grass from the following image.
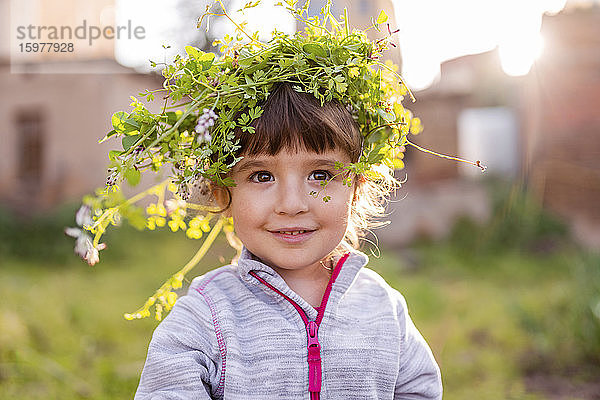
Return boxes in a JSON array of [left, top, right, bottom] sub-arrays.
[[0, 214, 235, 400], [369, 242, 599, 400], [0, 189, 599, 399]]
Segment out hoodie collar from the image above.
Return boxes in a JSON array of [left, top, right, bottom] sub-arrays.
[[236, 246, 369, 319]]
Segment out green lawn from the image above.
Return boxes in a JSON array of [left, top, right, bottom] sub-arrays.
[[0, 199, 599, 399]]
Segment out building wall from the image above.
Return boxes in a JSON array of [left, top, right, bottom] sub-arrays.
[[393, 7, 600, 248], [523, 8, 600, 246], [0, 62, 162, 212]]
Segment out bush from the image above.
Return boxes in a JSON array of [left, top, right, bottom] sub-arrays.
[[0, 205, 80, 263], [448, 181, 569, 255], [437, 181, 600, 377]]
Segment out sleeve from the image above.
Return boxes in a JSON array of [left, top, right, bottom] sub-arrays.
[[394, 294, 443, 400], [134, 284, 222, 400]]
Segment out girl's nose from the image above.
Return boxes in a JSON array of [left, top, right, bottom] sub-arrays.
[[274, 180, 309, 216]]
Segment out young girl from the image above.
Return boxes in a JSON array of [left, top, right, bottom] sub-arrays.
[[134, 83, 442, 399]]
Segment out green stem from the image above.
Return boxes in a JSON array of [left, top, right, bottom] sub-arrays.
[[91, 179, 170, 247], [211, 0, 265, 47], [344, 8, 350, 37], [124, 217, 224, 320], [405, 140, 487, 172], [178, 216, 223, 276]]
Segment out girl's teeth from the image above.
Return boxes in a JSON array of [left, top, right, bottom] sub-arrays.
[[281, 230, 305, 235]]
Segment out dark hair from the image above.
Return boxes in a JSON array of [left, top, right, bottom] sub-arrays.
[[236, 82, 362, 161]]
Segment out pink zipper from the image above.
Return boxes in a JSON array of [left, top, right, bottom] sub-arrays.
[[249, 253, 350, 400]]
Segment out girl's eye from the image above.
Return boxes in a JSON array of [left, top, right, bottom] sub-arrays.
[[250, 171, 274, 183], [309, 170, 332, 181]]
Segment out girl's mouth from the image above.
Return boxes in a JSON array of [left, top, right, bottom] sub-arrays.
[[278, 230, 308, 235], [269, 228, 316, 243]]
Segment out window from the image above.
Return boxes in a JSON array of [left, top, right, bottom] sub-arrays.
[[457, 107, 519, 178], [15, 110, 45, 186]]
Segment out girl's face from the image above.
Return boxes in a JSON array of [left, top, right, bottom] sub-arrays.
[[225, 148, 354, 278]]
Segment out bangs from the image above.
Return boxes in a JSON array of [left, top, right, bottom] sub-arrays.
[[235, 83, 362, 162]]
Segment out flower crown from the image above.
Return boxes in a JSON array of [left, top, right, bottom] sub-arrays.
[[69, 0, 484, 320], [107, 1, 420, 194]]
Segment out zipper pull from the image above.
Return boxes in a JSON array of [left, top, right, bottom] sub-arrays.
[[306, 321, 322, 394]]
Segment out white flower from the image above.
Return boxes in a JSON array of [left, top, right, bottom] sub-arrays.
[[195, 108, 218, 139], [84, 240, 106, 266], [65, 205, 106, 266], [195, 123, 206, 134], [75, 204, 92, 227], [165, 199, 187, 214]]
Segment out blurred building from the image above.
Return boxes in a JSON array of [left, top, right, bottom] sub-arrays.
[[0, 0, 161, 213], [524, 5, 600, 248], [396, 5, 600, 249]]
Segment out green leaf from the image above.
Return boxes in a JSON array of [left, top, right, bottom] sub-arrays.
[[122, 134, 141, 151], [198, 51, 216, 70], [332, 47, 350, 64], [302, 43, 328, 58], [112, 111, 141, 135], [99, 129, 117, 143], [278, 58, 294, 68], [369, 152, 385, 164], [248, 106, 263, 119], [367, 130, 384, 144], [108, 150, 123, 161], [111, 111, 129, 131], [221, 177, 236, 187], [243, 59, 268, 75], [238, 49, 254, 68], [237, 113, 250, 125], [185, 46, 200, 59], [376, 10, 388, 24], [227, 95, 242, 108], [124, 168, 141, 186], [377, 108, 395, 122]]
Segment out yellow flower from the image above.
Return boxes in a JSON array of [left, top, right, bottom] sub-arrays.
[[147, 217, 156, 230], [171, 274, 184, 289], [152, 154, 163, 168], [186, 228, 202, 239], [189, 216, 201, 229], [223, 217, 235, 233], [167, 292, 178, 307], [200, 218, 211, 232], [168, 182, 178, 193], [410, 117, 423, 135], [168, 216, 186, 232]]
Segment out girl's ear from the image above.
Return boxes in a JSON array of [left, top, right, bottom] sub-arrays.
[[212, 185, 232, 217], [352, 174, 365, 204]]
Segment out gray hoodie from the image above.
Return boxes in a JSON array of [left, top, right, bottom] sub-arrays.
[[135, 248, 442, 399]]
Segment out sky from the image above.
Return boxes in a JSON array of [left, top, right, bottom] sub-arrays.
[[395, 0, 568, 89], [115, 0, 570, 90]]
